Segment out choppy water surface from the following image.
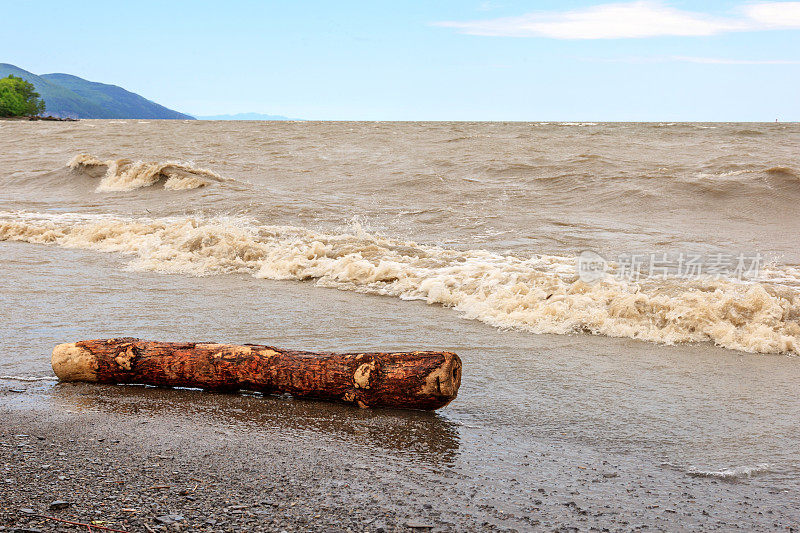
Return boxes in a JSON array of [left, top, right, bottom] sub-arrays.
[[1, 120, 799, 522]]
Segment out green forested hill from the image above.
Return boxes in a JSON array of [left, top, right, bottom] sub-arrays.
[[0, 63, 193, 119]]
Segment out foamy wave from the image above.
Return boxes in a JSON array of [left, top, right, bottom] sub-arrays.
[[2, 211, 800, 356], [687, 464, 772, 480], [67, 154, 226, 192], [694, 169, 756, 179], [0, 375, 58, 382]]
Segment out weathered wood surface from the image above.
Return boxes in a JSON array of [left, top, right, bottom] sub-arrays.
[[52, 338, 462, 410]]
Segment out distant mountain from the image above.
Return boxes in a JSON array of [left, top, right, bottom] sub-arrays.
[[195, 112, 297, 121], [0, 63, 193, 119]]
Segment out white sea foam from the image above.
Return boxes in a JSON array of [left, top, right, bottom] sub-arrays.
[[67, 153, 227, 192], [1, 210, 799, 356], [0, 375, 58, 382], [687, 464, 773, 480]]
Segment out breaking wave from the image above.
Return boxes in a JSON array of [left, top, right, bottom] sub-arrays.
[[686, 464, 773, 480], [68, 154, 226, 192], [765, 166, 799, 179], [1, 210, 800, 356]]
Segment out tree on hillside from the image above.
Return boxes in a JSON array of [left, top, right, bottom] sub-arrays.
[[0, 75, 46, 116]]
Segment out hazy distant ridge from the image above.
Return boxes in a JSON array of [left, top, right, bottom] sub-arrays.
[[0, 63, 193, 119], [195, 112, 298, 121]]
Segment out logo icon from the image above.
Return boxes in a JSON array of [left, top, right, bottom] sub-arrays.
[[577, 250, 608, 283]]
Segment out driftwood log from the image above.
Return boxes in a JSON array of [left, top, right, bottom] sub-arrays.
[[52, 338, 462, 410]]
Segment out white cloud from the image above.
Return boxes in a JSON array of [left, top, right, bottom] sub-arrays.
[[668, 55, 800, 64], [592, 55, 800, 64], [434, 1, 800, 39], [742, 1, 800, 27], [477, 1, 504, 12]]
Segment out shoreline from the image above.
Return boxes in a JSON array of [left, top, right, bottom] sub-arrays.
[[0, 115, 78, 122], [2, 382, 799, 532]]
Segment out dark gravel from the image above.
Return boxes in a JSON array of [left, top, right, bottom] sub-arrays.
[[1, 382, 798, 532]]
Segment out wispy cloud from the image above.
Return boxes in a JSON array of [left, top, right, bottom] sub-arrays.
[[477, 1, 504, 12], [669, 55, 800, 64], [743, 1, 800, 28], [589, 55, 800, 64], [434, 1, 800, 39]]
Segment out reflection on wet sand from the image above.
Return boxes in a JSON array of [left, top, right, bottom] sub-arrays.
[[48, 383, 461, 464]]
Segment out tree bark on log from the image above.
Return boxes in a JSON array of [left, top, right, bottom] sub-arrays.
[[52, 338, 462, 410]]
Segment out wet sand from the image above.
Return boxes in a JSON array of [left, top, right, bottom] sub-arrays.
[[2, 382, 798, 532]]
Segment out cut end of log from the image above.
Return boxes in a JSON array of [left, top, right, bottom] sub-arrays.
[[52, 343, 97, 382], [421, 352, 462, 404]]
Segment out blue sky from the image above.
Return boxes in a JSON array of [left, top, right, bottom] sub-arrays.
[[2, 1, 799, 120]]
